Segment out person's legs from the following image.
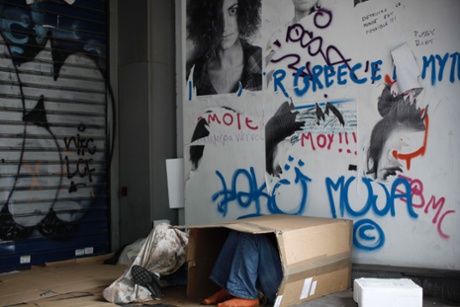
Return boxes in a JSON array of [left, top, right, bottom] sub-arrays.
[[204, 230, 259, 307], [205, 230, 283, 305], [255, 234, 283, 303], [208, 230, 240, 289], [220, 232, 259, 300], [202, 230, 239, 305]]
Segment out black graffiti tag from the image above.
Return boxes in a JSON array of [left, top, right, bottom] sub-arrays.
[[270, 8, 352, 79], [64, 124, 96, 190]]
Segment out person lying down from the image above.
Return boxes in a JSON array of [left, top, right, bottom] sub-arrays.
[[103, 223, 282, 307]]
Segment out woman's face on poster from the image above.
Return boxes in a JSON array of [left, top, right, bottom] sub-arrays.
[[221, 0, 240, 49]]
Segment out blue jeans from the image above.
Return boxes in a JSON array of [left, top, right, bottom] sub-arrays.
[[209, 231, 283, 304]]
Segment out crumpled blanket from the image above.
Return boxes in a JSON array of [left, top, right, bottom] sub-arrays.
[[103, 223, 189, 304]]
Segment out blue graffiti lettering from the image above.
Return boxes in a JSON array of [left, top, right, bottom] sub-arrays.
[[212, 162, 311, 217], [274, 59, 383, 98], [421, 52, 460, 85], [371, 59, 383, 82], [353, 219, 385, 251], [269, 158, 312, 214], [212, 167, 268, 217], [294, 66, 310, 96], [326, 175, 417, 219], [349, 63, 367, 84], [326, 175, 417, 250], [273, 69, 289, 97]]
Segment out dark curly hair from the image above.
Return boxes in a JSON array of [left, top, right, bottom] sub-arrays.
[[187, 0, 261, 60]]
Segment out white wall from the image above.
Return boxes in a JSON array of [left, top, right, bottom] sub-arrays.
[[180, 0, 460, 270]]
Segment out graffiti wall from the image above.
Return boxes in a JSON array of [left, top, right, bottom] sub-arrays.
[[0, 0, 110, 272], [181, 0, 460, 270]]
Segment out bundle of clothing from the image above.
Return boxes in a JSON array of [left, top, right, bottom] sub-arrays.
[[103, 223, 189, 304]]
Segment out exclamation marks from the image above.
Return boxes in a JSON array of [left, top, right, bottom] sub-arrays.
[[338, 132, 357, 155]]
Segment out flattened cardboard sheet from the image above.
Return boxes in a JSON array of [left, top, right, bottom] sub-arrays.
[[0, 256, 126, 306]]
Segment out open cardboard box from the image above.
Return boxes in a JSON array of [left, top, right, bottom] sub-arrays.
[[185, 214, 353, 307]]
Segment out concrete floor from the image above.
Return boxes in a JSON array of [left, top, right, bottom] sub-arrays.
[[116, 285, 460, 307], [293, 288, 460, 307], [4, 260, 458, 307]]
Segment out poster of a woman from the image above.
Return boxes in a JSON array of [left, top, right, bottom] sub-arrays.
[[186, 0, 262, 96]]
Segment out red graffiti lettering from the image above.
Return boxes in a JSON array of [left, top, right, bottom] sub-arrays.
[[198, 112, 259, 131], [301, 132, 356, 154], [398, 175, 454, 239]]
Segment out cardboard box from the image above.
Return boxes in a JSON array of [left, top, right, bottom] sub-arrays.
[[185, 214, 353, 307], [353, 278, 423, 307]]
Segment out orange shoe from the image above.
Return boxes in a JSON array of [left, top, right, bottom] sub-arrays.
[[201, 288, 234, 305], [217, 298, 259, 307]]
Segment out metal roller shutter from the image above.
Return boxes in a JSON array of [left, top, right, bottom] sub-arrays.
[[0, 0, 110, 272]]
